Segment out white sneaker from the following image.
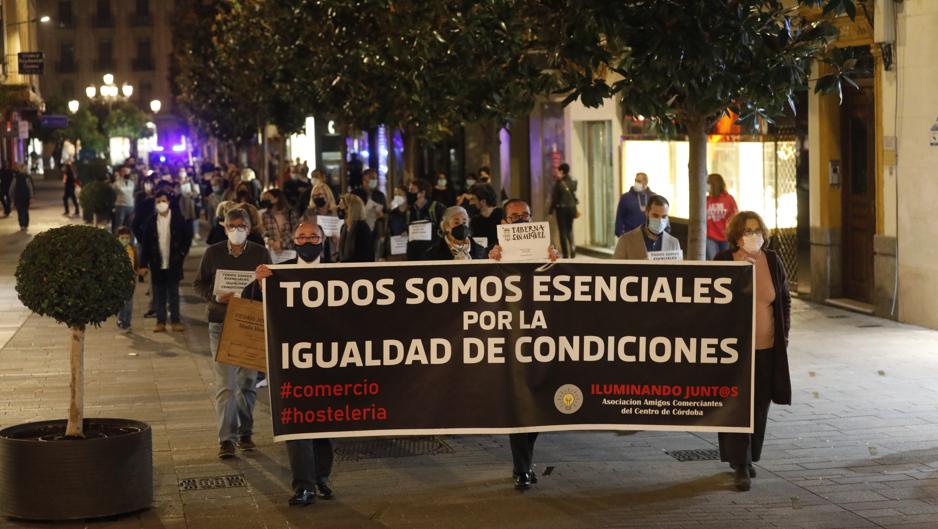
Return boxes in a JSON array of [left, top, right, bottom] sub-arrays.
[[256, 378, 268, 389]]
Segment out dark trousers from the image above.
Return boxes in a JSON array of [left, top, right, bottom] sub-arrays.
[[719, 347, 774, 465], [287, 439, 334, 490], [0, 189, 9, 216], [555, 207, 576, 258], [152, 278, 181, 324], [63, 187, 79, 215], [509, 433, 539, 475], [14, 202, 28, 228]]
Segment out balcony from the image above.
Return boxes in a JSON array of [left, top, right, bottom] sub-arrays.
[[132, 57, 155, 72], [55, 61, 78, 74]]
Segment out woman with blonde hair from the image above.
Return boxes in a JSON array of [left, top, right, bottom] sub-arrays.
[[337, 193, 374, 262], [715, 210, 791, 492], [308, 182, 337, 216]]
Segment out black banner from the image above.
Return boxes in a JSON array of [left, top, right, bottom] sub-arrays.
[[264, 260, 754, 441]]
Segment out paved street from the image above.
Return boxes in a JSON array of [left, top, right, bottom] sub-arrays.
[[2, 182, 938, 529]]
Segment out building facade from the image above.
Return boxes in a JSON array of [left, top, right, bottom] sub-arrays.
[[1, 0, 44, 167]]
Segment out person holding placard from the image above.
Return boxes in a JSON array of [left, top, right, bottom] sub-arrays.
[[421, 206, 487, 261], [405, 178, 446, 260], [487, 199, 560, 263], [246, 221, 336, 507], [612, 194, 682, 260], [193, 208, 271, 460]]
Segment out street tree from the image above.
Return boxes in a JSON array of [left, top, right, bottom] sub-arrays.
[[530, 0, 864, 259]]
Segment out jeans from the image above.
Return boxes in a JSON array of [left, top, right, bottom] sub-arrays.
[[117, 289, 134, 328], [210, 322, 258, 444], [286, 439, 334, 490], [15, 202, 28, 228], [706, 238, 730, 260], [63, 187, 79, 215], [718, 348, 774, 465], [509, 433, 539, 475], [152, 278, 180, 324], [113, 206, 134, 232], [555, 207, 576, 258]]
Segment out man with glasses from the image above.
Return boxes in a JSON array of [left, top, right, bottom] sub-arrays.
[[245, 221, 336, 506], [194, 208, 271, 459], [487, 199, 560, 263]]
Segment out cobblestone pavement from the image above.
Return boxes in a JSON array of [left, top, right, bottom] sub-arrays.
[[2, 181, 938, 529]]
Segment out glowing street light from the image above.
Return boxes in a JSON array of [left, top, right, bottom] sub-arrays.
[[121, 83, 133, 98], [102, 73, 114, 85], [67, 100, 79, 114], [149, 99, 162, 113], [85, 85, 96, 99], [39, 15, 50, 23]]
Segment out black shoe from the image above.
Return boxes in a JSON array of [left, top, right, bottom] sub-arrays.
[[514, 472, 533, 490], [143, 310, 157, 319], [748, 464, 756, 478], [218, 440, 236, 459], [316, 481, 334, 499], [237, 436, 256, 451], [733, 466, 751, 492], [289, 488, 315, 507]]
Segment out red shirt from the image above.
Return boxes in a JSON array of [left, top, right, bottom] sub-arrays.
[[706, 192, 738, 242]]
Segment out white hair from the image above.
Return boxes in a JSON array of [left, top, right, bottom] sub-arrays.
[[240, 168, 256, 181], [441, 206, 468, 230]]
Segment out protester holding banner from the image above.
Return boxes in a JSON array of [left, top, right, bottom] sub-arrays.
[[247, 221, 336, 506], [487, 199, 560, 263], [612, 195, 682, 260], [193, 208, 271, 459], [405, 178, 446, 260], [421, 206, 487, 261], [337, 194, 375, 263], [715, 211, 791, 492]]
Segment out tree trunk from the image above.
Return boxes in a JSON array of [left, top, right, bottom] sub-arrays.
[[65, 325, 85, 438], [686, 117, 708, 261]]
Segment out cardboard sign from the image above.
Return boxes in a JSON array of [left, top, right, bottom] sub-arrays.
[[408, 221, 432, 242], [318, 215, 341, 238], [472, 236, 488, 249], [213, 269, 256, 297], [390, 234, 408, 255], [270, 250, 297, 264], [496, 222, 551, 261], [215, 297, 266, 371], [648, 250, 684, 261]]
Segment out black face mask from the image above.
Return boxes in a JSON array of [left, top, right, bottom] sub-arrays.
[[406, 192, 418, 205], [259, 200, 272, 210], [337, 209, 346, 220], [313, 197, 327, 208], [450, 224, 470, 241], [296, 242, 324, 263]]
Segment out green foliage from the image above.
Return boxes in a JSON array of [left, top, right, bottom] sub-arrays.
[[103, 101, 154, 141], [76, 159, 110, 186], [36, 97, 108, 153], [78, 180, 117, 219], [15, 225, 134, 329]]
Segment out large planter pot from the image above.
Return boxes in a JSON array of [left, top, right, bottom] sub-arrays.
[[0, 418, 152, 520]]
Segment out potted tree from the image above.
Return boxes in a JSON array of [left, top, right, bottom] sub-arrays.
[[0, 225, 152, 520], [78, 179, 117, 227]]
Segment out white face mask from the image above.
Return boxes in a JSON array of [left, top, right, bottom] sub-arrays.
[[227, 228, 248, 245], [155, 201, 169, 214], [741, 233, 764, 254], [633, 183, 645, 193], [647, 216, 668, 235], [390, 195, 405, 210], [437, 178, 447, 188]]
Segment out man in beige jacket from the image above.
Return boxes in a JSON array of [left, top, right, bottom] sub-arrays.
[[613, 194, 682, 260]]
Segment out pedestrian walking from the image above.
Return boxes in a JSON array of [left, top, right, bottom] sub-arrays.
[[615, 172, 653, 237], [245, 221, 335, 507], [716, 211, 791, 492], [9, 165, 34, 231], [192, 208, 270, 460], [612, 195, 681, 259], [115, 227, 140, 332], [706, 173, 739, 260], [0, 162, 13, 218], [548, 163, 578, 258], [112, 166, 136, 232], [138, 190, 193, 333], [62, 161, 80, 217], [421, 206, 487, 261], [337, 193, 374, 262]]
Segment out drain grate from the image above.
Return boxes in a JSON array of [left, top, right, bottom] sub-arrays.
[[827, 315, 849, 319], [179, 474, 246, 491], [665, 449, 720, 462], [335, 436, 454, 461], [857, 324, 882, 328]]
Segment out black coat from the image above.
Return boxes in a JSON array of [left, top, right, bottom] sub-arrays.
[[715, 248, 792, 405], [338, 220, 375, 263], [139, 210, 193, 284], [421, 238, 488, 261]]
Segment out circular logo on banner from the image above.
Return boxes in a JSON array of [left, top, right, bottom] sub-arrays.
[[554, 384, 584, 414]]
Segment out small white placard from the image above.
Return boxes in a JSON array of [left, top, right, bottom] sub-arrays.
[[472, 236, 488, 249], [647, 250, 684, 261], [270, 250, 297, 264], [390, 234, 408, 255], [213, 269, 257, 298], [318, 215, 341, 238], [408, 221, 433, 242], [496, 221, 550, 261]]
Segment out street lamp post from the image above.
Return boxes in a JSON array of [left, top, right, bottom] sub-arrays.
[[67, 100, 79, 114], [149, 99, 161, 114]]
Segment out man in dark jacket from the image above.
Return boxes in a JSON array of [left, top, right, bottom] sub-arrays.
[[0, 162, 13, 217], [244, 221, 335, 507], [406, 178, 447, 260], [547, 163, 578, 258], [614, 172, 653, 237], [9, 165, 33, 230], [138, 190, 193, 332]]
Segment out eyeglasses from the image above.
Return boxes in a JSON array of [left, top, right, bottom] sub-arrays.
[[507, 213, 531, 223], [227, 225, 249, 232], [742, 229, 764, 236], [295, 235, 323, 244]]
